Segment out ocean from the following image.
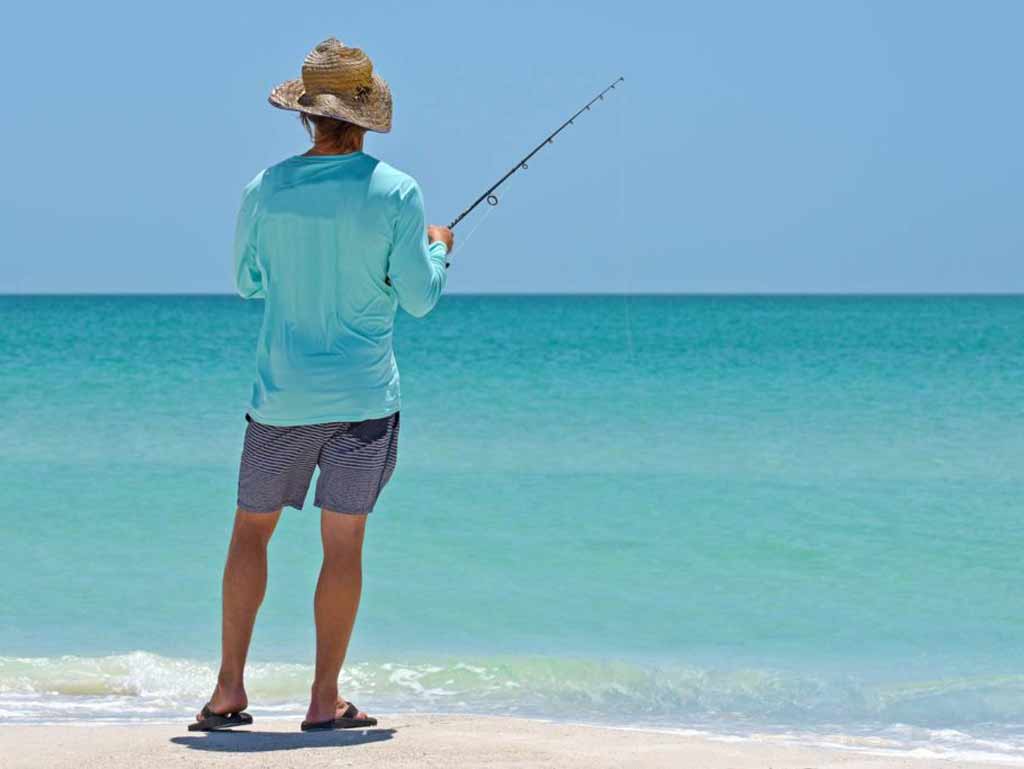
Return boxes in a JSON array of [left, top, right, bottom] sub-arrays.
[[1, 295, 1022, 761]]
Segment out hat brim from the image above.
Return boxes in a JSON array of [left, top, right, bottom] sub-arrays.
[[268, 72, 392, 133]]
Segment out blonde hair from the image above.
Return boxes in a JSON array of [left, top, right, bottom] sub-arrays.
[[299, 113, 366, 151]]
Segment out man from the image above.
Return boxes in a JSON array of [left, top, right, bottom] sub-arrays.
[[190, 38, 453, 733]]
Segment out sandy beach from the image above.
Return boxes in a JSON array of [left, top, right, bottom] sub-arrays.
[[0, 714, 1015, 769]]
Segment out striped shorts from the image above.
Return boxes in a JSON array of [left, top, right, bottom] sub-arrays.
[[237, 412, 400, 515]]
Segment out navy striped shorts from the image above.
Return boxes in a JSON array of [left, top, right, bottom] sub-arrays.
[[237, 412, 400, 514]]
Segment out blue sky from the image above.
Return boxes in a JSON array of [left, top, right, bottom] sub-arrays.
[[1, 0, 1021, 293]]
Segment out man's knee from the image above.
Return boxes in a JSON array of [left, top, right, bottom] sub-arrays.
[[320, 510, 367, 557], [232, 508, 280, 547]]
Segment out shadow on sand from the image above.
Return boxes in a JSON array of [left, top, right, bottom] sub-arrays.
[[170, 727, 397, 753]]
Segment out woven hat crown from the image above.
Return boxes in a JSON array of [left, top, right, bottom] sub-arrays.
[[301, 38, 374, 97], [268, 36, 392, 133]]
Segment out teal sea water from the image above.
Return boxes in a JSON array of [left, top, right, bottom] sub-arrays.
[[1, 295, 1022, 760]]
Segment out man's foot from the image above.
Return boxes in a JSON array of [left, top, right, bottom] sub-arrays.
[[196, 681, 248, 722], [302, 697, 376, 731], [305, 687, 371, 725]]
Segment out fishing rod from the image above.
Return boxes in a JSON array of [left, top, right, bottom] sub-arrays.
[[448, 76, 625, 230], [385, 77, 624, 285]]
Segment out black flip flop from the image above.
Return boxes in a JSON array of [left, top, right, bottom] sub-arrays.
[[188, 702, 254, 731], [301, 701, 377, 731]]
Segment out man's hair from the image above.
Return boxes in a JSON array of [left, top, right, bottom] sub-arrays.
[[299, 113, 366, 148]]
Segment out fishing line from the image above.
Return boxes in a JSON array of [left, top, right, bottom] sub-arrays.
[[445, 171, 509, 262], [618, 82, 636, 362]]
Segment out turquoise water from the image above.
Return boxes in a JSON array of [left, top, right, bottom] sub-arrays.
[[1, 295, 1023, 758]]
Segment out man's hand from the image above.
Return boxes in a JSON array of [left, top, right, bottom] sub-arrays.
[[427, 225, 454, 254]]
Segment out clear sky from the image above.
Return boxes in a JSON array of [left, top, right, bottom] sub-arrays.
[[1, 0, 1021, 293]]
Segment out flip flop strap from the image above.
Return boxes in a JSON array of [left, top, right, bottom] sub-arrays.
[[202, 703, 237, 719], [341, 701, 359, 719]]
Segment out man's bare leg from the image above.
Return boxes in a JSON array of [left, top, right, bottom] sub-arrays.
[[198, 508, 281, 719], [305, 509, 372, 723]]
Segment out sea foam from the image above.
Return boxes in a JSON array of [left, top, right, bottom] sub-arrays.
[[2, 651, 1024, 762]]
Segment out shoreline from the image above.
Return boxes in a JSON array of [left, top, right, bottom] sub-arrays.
[[4, 706, 1024, 765], [1, 714, 1021, 769]]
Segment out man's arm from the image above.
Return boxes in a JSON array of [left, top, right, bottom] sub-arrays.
[[233, 175, 265, 299], [388, 181, 453, 317]]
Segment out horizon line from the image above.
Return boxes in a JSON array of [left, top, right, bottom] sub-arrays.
[[2, 291, 1023, 298]]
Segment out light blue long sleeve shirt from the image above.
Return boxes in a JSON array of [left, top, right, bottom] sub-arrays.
[[233, 152, 448, 425]]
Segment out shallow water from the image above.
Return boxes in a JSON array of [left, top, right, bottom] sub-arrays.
[[1, 295, 1022, 759]]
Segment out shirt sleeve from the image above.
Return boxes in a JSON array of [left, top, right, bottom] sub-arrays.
[[233, 174, 265, 299], [388, 180, 448, 318]]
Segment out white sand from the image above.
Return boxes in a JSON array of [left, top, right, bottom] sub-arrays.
[[0, 715, 1013, 769]]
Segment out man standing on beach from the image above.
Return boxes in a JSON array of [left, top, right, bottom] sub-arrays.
[[190, 38, 452, 733]]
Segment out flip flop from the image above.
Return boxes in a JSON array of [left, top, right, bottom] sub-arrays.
[[301, 701, 377, 731], [188, 702, 254, 731]]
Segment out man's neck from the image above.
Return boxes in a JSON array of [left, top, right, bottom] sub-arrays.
[[305, 137, 365, 157]]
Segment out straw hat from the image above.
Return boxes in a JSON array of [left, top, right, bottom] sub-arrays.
[[269, 38, 393, 133]]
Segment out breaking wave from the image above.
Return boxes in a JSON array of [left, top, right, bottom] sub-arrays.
[[2, 651, 1024, 761]]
